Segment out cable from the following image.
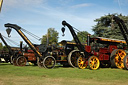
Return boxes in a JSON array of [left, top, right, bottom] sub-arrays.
[[21, 28, 42, 41], [2, 35, 19, 46], [72, 26, 88, 38]]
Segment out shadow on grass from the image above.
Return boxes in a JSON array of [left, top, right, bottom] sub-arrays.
[[0, 63, 12, 66]]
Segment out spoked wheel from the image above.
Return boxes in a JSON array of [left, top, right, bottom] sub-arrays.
[[123, 55, 128, 70], [37, 57, 44, 68], [77, 56, 88, 69], [43, 56, 56, 69], [88, 56, 100, 70], [110, 49, 126, 69], [16, 56, 27, 66], [10, 55, 14, 64], [68, 50, 81, 68], [13, 57, 18, 66]]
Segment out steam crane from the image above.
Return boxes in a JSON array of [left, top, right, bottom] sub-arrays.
[[61, 21, 98, 69], [112, 15, 128, 70], [0, 33, 13, 63], [5, 23, 56, 68], [0, 33, 20, 63]]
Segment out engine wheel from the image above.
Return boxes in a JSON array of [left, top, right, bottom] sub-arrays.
[[68, 50, 81, 68], [37, 57, 44, 68], [13, 57, 18, 66], [43, 56, 56, 69], [123, 55, 128, 70], [110, 49, 126, 69], [16, 56, 27, 66], [77, 56, 88, 69], [88, 56, 100, 70], [10, 55, 14, 64]]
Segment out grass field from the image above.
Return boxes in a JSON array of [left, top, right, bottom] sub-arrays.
[[0, 63, 128, 85]]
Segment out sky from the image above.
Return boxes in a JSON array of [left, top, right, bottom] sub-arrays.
[[0, 0, 128, 46]]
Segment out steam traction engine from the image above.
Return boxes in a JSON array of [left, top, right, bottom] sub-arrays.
[[62, 20, 127, 70], [86, 36, 126, 69], [4, 23, 80, 68]]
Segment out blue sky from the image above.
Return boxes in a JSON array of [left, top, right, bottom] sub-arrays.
[[0, 0, 128, 46]]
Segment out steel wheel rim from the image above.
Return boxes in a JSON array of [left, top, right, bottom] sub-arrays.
[[89, 56, 100, 70], [71, 51, 80, 67], [125, 57, 128, 69], [17, 56, 27, 66], [115, 50, 126, 69], [43, 56, 56, 69], [123, 55, 128, 69], [77, 57, 87, 69], [37, 57, 44, 68], [13, 58, 18, 66]]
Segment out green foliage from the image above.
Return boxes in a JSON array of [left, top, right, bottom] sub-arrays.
[[2, 46, 9, 51], [0, 42, 3, 50], [92, 13, 128, 40], [73, 31, 89, 43], [41, 28, 59, 45]]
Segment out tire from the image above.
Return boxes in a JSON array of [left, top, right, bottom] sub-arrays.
[[43, 56, 56, 69], [88, 56, 100, 70], [123, 55, 128, 70], [110, 49, 126, 69], [68, 50, 81, 68]]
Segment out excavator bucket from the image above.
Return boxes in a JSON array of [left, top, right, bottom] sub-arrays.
[[0, 0, 3, 12], [6, 28, 12, 37]]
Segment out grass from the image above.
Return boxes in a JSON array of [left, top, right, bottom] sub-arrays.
[[0, 63, 128, 85]]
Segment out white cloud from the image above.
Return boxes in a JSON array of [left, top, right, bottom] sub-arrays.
[[71, 3, 92, 8], [3, 0, 45, 8]]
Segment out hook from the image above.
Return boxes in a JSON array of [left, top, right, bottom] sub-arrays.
[[61, 27, 65, 36], [6, 27, 12, 37]]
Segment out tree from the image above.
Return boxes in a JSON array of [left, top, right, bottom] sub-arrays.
[[41, 28, 59, 45], [72, 31, 89, 43], [0, 42, 3, 51], [92, 13, 128, 40]]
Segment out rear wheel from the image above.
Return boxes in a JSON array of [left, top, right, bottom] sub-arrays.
[[37, 57, 44, 68], [88, 56, 100, 70], [43, 56, 56, 69], [10, 55, 14, 64], [13, 57, 18, 66], [16, 56, 27, 66], [110, 49, 126, 69], [123, 55, 128, 70], [68, 50, 81, 68], [77, 56, 88, 69]]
